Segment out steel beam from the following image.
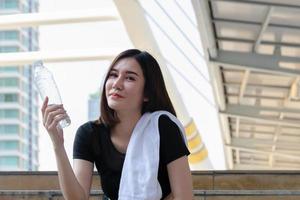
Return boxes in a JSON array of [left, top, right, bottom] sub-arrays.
[[192, 0, 218, 58], [225, 103, 300, 115], [226, 144, 300, 160], [239, 70, 250, 102], [220, 104, 300, 127], [0, 10, 118, 30], [218, 37, 300, 48], [227, 94, 283, 100], [253, 7, 274, 52], [210, 0, 300, 10], [224, 83, 289, 91], [231, 138, 300, 151], [213, 18, 300, 31], [211, 50, 300, 76], [0, 48, 120, 66]]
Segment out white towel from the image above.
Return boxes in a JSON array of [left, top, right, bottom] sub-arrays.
[[118, 111, 187, 200]]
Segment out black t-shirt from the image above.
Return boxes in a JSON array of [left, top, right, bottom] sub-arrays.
[[73, 115, 190, 200]]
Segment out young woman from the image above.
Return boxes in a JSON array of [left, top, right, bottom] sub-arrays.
[[41, 49, 193, 200]]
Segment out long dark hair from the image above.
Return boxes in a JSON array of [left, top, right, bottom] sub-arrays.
[[98, 49, 176, 127]]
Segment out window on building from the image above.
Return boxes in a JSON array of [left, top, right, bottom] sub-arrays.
[[23, 66, 30, 77], [0, 93, 19, 102], [24, 98, 29, 107], [0, 46, 19, 52], [0, 156, 19, 166], [0, 141, 19, 150], [0, 66, 19, 73], [21, 143, 28, 155], [2, 0, 19, 9], [0, 78, 19, 87], [22, 81, 30, 93], [22, 112, 30, 124], [0, 125, 19, 135], [0, 109, 19, 119], [3, 31, 19, 40], [0, 31, 19, 40]]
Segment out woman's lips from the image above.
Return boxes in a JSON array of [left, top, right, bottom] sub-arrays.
[[111, 93, 124, 98]]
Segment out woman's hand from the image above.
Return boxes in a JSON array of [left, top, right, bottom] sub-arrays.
[[41, 96, 68, 149]]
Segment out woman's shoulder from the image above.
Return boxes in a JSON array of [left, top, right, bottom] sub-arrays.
[[157, 113, 186, 141], [76, 120, 107, 136], [158, 114, 178, 129]]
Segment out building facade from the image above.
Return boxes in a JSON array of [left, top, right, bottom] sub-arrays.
[[0, 0, 39, 170], [88, 90, 100, 121]]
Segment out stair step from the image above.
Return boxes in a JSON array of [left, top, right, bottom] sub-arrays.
[[1, 171, 300, 199]]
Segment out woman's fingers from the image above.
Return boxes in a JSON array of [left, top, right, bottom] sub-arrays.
[[44, 106, 65, 128], [47, 113, 68, 130], [41, 96, 49, 116], [43, 104, 63, 124], [40, 98, 66, 147]]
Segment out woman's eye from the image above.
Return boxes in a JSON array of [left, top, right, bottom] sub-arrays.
[[126, 76, 135, 81], [109, 73, 118, 78]]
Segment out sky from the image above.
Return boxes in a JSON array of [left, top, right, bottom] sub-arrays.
[[37, 0, 226, 170]]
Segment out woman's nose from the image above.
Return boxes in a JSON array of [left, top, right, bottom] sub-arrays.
[[112, 76, 123, 90]]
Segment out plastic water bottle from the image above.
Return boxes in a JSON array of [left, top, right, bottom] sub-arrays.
[[33, 60, 71, 129]]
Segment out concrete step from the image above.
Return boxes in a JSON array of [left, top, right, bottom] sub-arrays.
[[1, 190, 300, 200], [1, 171, 300, 199]]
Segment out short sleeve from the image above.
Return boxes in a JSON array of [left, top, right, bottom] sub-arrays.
[[73, 122, 94, 163], [159, 115, 190, 165]]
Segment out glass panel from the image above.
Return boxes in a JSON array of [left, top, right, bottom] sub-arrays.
[[0, 78, 19, 87], [0, 46, 19, 52], [4, 0, 18, 9], [0, 109, 19, 118], [21, 34, 29, 47], [24, 98, 29, 107], [0, 156, 19, 166], [0, 66, 19, 73], [24, 159, 29, 169], [4, 31, 19, 40], [0, 93, 19, 102], [0, 141, 19, 150], [22, 82, 29, 93], [23, 113, 29, 124], [24, 129, 29, 140], [23, 66, 30, 77], [7, 78, 19, 87], [0, 125, 19, 135]]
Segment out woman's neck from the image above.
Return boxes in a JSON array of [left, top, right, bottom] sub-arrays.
[[112, 110, 142, 140]]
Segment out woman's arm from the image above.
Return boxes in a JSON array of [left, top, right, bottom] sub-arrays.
[[42, 97, 93, 200], [166, 156, 193, 200], [54, 147, 93, 200]]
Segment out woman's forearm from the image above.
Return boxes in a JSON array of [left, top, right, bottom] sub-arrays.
[[54, 145, 87, 200]]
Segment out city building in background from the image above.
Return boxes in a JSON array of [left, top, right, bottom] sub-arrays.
[[88, 90, 100, 121], [0, 0, 39, 170]]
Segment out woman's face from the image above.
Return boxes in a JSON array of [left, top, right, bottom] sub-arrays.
[[105, 58, 147, 114]]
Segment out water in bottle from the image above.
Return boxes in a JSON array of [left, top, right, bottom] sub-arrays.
[[33, 60, 71, 129]]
